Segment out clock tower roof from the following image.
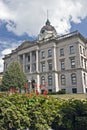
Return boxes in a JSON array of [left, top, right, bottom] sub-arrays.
[[37, 19, 57, 41], [40, 19, 56, 33]]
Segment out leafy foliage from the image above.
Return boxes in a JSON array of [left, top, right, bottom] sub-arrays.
[[1, 62, 27, 91], [0, 93, 87, 130]]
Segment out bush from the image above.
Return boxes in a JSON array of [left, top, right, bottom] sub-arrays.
[[57, 89, 66, 94], [0, 94, 87, 130], [48, 89, 66, 95]]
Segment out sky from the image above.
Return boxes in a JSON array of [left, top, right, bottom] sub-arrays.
[[0, 0, 87, 72]]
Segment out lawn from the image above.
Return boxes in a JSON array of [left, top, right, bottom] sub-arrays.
[[52, 93, 87, 100]]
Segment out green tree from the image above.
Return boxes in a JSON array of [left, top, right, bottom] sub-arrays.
[[1, 62, 27, 91]]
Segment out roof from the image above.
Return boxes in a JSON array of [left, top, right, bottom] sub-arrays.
[[40, 19, 56, 32]]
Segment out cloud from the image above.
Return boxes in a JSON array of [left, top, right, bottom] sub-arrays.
[[0, 58, 4, 72], [1, 48, 11, 55], [0, 0, 14, 20], [0, 0, 87, 36], [0, 39, 22, 72], [0, 49, 11, 72], [0, 0, 87, 72]]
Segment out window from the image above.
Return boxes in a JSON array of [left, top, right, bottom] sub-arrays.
[[72, 88, 77, 93], [32, 63, 36, 72], [60, 48, 64, 56], [41, 51, 45, 59], [48, 75, 52, 86], [61, 75, 66, 85], [41, 29, 45, 34], [84, 73, 86, 85], [41, 62, 45, 72], [80, 46, 82, 54], [70, 46, 74, 54], [83, 48, 85, 56], [28, 55, 30, 62], [48, 61, 52, 71], [48, 89, 52, 92], [25, 54, 30, 63], [71, 73, 77, 84], [61, 60, 65, 70], [25, 65, 30, 72], [84, 59, 86, 69], [81, 56, 83, 67], [41, 76, 45, 85], [70, 57, 75, 68], [48, 49, 52, 57], [86, 88, 87, 93], [32, 51, 36, 62]]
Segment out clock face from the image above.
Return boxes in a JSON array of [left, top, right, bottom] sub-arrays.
[[41, 29, 45, 34]]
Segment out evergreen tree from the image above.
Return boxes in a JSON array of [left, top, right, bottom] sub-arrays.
[[1, 61, 27, 91]]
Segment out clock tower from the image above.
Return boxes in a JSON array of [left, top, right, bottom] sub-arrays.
[[37, 19, 57, 41]]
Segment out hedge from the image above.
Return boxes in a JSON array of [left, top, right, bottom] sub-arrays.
[[0, 94, 87, 130]]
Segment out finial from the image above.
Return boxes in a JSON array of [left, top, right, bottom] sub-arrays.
[[46, 9, 50, 26], [47, 9, 48, 20]]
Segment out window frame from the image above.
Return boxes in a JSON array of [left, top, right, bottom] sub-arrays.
[[61, 74, 66, 85], [48, 49, 52, 57], [60, 48, 64, 56], [48, 75, 52, 86], [60, 60, 65, 70], [72, 88, 77, 93], [41, 51, 45, 59], [70, 57, 75, 68], [70, 46, 74, 54], [41, 62, 46, 72], [48, 61, 52, 71], [71, 73, 77, 85]]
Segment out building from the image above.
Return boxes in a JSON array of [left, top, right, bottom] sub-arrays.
[[3, 19, 87, 93], [0, 72, 3, 85]]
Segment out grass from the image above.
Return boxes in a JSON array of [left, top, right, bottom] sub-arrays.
[[52, 94, 87, 100], [0, 91, 87, 100]]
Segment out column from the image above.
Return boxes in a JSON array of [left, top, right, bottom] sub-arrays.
[[36, 74, 40, 92], [53, 45, 57, 71], [23, 54, 25, 72], [36, 49, 39, 72], [54, 73, 59, 92], [30, 52, 32, 73]]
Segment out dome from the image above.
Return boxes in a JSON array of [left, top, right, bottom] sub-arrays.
[[40, 19, 56, 33], [37, 19, 57, 41]]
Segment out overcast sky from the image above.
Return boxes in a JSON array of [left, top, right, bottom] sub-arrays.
[[0, 0, 87, 72]]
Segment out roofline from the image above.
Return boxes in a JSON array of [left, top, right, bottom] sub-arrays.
[[37, 30, 86, 43], [3, 30, 86, 60], [56, 30, 86, 42]]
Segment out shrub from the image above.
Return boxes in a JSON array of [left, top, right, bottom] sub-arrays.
[[0, 94, 87, 130], [57, 89, 66, 94]]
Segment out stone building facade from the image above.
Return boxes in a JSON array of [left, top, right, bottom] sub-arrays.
[[3, 19, 87, 93], [0, 72, 3, 85]]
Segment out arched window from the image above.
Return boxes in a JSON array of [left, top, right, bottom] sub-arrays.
[[48, 75, 52, 86], [71, 73, 77, 84], [61, 74, 66, 85], [41, 76, 45, 85], [84, 73, 86, 85]]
